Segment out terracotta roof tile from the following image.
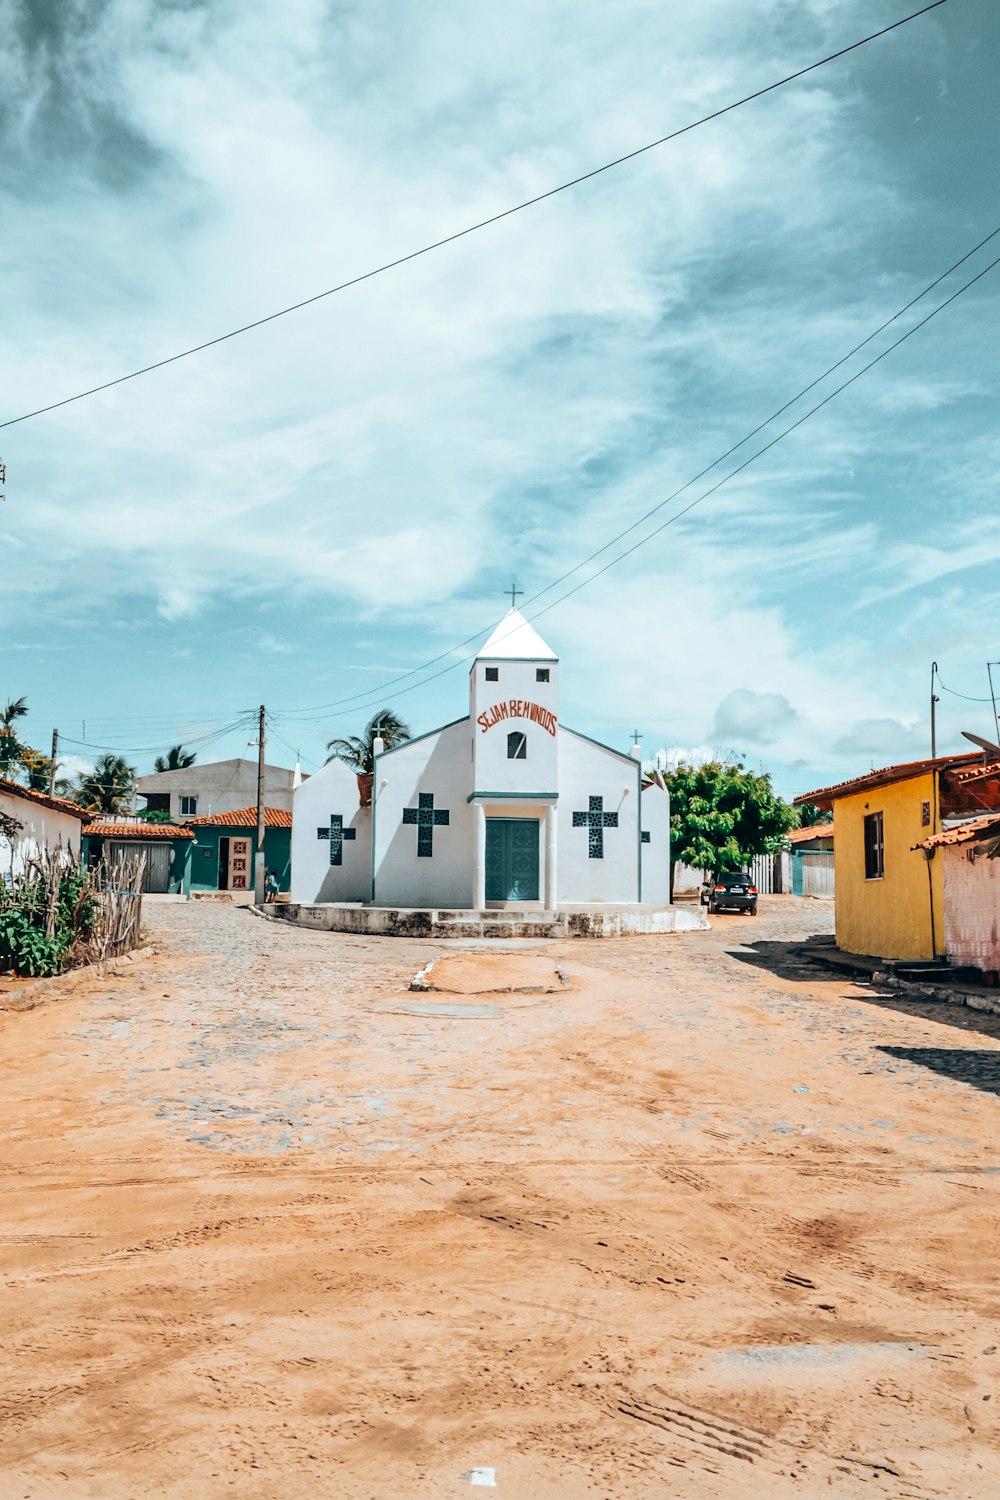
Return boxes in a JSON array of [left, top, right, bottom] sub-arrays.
[[796, 753, 979, 808], [915, 814, 1000, 851], [186, 806, 292, 829], [0, 775, 90, 821], [949, 759, 1000, 784], [787, 823, 834, 843], [83, 821, 194, 840]]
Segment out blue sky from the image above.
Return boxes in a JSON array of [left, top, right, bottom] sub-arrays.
[[1, 0, 997, 798]]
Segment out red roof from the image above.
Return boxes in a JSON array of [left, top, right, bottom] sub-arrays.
[[0, 775, 89, 821], [83, 821, 194, 840], [787, 822, 834, 843], [949, 759, 1000, 785], [916, 814, 1000, 851], [187, 806, 292, 829], [796, 753, 980, 809]]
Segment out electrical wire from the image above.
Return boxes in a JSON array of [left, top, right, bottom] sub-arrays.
[[0, 0, 950, 432], [273, 242, 1000, 726], [935, 672, 994, 703], [59, 714, 257, 758], [274, 220, 1000, 722]]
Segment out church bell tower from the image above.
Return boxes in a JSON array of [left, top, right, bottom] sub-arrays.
[[470, 607, 559, 796]]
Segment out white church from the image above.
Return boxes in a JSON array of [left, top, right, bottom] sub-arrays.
[[290, 609, 670, 912]]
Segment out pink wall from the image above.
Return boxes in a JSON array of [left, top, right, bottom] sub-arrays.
[[942, 847, 1000, 971]]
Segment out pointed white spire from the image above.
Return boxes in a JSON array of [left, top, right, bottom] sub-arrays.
[[477, 608, 557, 662], [292, 759, 302, 789]]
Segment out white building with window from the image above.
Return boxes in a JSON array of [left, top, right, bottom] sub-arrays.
[[290, 610, 671, 913], [136, 759, 298, 822]]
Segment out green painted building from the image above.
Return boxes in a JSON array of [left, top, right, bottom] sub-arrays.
[[186, 806, 292, 896]]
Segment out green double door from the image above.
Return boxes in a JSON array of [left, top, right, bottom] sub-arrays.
[[485, 818, 540, 902]]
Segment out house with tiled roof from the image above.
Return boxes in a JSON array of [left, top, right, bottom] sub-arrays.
[[186, 806, 291, 896], [82, 817, 195, 894], [796, 752, 1000, 960], [0, 776, 89, 881]]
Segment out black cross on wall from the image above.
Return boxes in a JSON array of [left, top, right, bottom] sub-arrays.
[[402, 791, 450, 858], [573, 794, 619, 859], [317, 813, 357, 866]]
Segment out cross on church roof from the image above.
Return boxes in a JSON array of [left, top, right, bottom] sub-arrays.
[[507, 581, 523, 608], [631, 729, 643, 743]]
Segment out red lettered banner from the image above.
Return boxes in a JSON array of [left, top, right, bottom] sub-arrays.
[[477, 700, 557, 736]]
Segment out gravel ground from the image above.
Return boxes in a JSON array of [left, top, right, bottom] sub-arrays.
[[3, 895, 999, 1499]]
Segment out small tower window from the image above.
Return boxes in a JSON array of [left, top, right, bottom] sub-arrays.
[[536, 668, 550, 683], [507, 731, 527, 760], [485, 666, 499, 682]]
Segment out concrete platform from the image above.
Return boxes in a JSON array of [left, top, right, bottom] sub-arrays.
[[272, 902, 709, 939]]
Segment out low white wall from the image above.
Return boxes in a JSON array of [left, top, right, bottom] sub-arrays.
[[0, 789, 83, 881]]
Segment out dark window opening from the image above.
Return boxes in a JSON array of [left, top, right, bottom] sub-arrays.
[[507, 731, 527, 760], [180, 796, 198, 816], [485, 666, 499, 682], [142, 792, 170, 814], [864, 810, 884, 880], [536, 668, 550, 683]]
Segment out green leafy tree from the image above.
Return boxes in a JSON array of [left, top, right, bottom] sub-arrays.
[[154, 744, 197, 772], [74, 754, 137, 814], [326, 709, 412, 773], [664, 760, 795, 898], [795, 801, 828, 828]]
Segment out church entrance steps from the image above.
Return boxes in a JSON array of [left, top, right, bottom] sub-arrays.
[[274, 903, 709, 939]]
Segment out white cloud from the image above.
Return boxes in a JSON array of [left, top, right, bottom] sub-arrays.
[[0, 0, 992, 794]]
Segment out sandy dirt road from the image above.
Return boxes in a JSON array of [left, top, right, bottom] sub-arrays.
[[2, 897, 999, 1499]]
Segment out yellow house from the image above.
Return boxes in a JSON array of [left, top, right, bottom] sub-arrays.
[[797, 754, 994, 960]]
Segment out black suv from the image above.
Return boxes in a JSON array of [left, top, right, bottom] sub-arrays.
[[702, 871, 758, 915]]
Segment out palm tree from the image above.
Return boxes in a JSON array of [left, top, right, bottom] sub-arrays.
[[154, 744, 197, 772], [0, 696, 28, 773], [24, 752, 54, 792], [326, 709, 412, 773], [74, 754, 137, 814]]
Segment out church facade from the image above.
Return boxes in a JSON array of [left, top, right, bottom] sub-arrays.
[[291, 610, 670, 909]]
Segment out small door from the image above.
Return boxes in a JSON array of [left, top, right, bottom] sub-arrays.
[[218, 837, 230, 890], [485, 818, 539, 902], [144, 842, 172, 894], [227, 836, 252, 893]]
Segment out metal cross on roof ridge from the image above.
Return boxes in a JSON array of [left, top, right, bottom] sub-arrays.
[[507, 581, 523, 608]]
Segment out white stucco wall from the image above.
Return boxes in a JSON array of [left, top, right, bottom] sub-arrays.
[[556, 728, 641, 905], [0, 788, 84, 881], [942, 846, 1000, 971], [640, 782, 671, 906], [470, 657, 559, 796], [137, 759, 297, 820], [291, 758, 370, 904], [373, 720, 474, 907]]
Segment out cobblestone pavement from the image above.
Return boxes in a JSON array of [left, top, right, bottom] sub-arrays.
[[3, 896, 999, 1499]]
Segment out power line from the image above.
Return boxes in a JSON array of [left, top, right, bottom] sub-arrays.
[[0, 0, 950, 433], [59, 714, 257, 758], [273, 242, 1000, 727], [936, 672, 994, 703], [274, 217, 999, 722]]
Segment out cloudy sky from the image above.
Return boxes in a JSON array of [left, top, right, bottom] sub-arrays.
[[1, 0, 997, 796]]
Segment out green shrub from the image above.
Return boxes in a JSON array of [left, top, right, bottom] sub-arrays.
[[0, 908, 64, 977]]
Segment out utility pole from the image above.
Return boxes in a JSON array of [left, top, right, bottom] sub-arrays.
[[48, 728, 58, 797], [254, 705, 266, 905], [930, 662, 938, 760]]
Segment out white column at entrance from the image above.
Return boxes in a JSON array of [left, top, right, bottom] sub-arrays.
[[544, 803, 558, 910], [473, 803, 486, 910]]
